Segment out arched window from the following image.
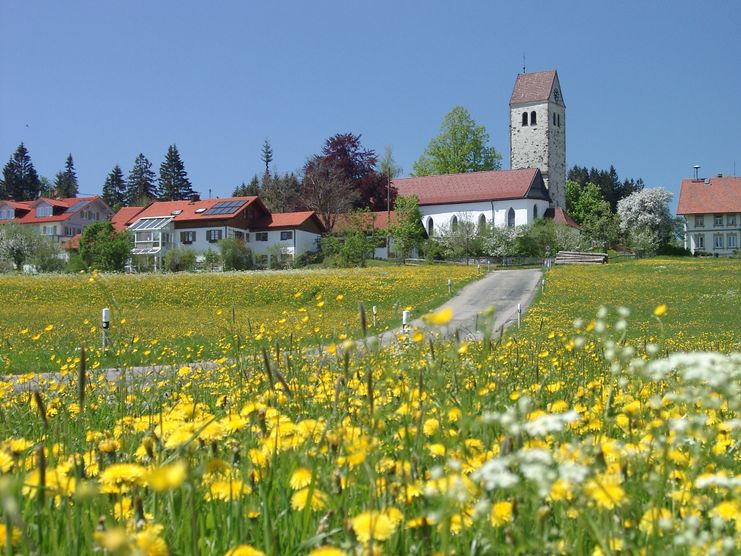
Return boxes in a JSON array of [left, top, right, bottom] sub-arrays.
[[478, 214, 487, 234], [553, 113, 556, 125], [533, 205, 538, 219], [521, 112, 528, 126], [507, 208, 515, 228], [530, 111, 537, 125], [427, 217, 434, 237], [557, 114, 561, 127], [450, 215, 458, 232]]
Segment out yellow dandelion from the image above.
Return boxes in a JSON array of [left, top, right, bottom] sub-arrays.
[[289, 467, 313, 490], [290, 488, 328, 511], [490, 501, 513, 527], [653, 304, 667, 316], [225, 545, 266, 556], [308, 547, 346, 556], [351, 510, 396, 544], [423, 307, 453, 326], [144, 460, 187, 492]]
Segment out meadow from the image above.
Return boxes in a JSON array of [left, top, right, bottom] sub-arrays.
[[0, 258, 739, 555], [0, 265, 478, 374]]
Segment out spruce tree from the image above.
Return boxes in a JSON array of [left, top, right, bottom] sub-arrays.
[[260, 139, 273, 174], [2, 143, 41, 201], [125, 154, 158, 205], [233, 175, 260, 197], [53, 154, 79, 198], [158, 145, 194, 201], [102, 165, 127, 208]]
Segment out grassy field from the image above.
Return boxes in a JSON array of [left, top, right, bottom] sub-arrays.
[[0, 259, 738, 555], [0, 265, 479, 374], [523, 257, 741, 352]]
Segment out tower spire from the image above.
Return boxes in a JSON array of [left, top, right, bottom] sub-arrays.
[[522, 54, 526, 74]]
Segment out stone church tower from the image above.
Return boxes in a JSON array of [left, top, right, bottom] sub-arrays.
[[509, 70, 566, 208]]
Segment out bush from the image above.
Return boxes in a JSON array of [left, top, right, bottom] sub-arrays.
[[79, 222, 131, 272], [656, 243, 691, 257], [65, 253, 87, 273], [202, 248, 222, 271], [31, 238, 65, 273], [164, 248, 197, 272], [218, 238, 252, 271]]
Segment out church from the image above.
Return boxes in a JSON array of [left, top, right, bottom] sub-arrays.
[[393, 69, 574, 236]]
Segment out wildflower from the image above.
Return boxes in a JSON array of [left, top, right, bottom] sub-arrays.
[[291, 488, 328, 511], [144, 460, 187, 492], [308, 547, 345, 556], [0, 524, 21, 546], [290, 467, 313, 490], [99, 463, 147, 493], [653, 304, 667, 316], [423, 307, 453, 326], [490, 501, 514, 527], [710, 500, 739, 524], [351, 510, 396, 544], [206, 480, 250, 501], [225, 545, 266, 556], [638, 507, 673, 535], [584, 474, 626, 510]]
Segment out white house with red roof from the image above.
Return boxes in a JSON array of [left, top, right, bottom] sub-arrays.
[[677, 176, 741, 255], [114, 196, 324, 268], [0, 196, 112, 247], [393, 168, 552, 237]]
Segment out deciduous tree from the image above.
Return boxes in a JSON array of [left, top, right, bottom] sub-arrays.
[[301, 157, 357, 230], [0, 223, 41, 269], [78, 221, 131, 271], [617, 188, 673, 244], [413, 106, 501, 176], [389, 195, 425, 258]]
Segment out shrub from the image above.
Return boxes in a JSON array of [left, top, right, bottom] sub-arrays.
[[218, 238, 252, 271], [79, 222, 131, 272], [202, 248, 222, 271], [65, 253, 87, 273], [31, 237, 65, 272], [164, 248, 197, 272]]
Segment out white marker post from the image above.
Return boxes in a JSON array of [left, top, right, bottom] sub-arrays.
[[102, 307, 111, 350], [402, 310, 411, 335], [447, 279, 452, 295], [541, 277, 545, 293], [372, 305, 377, 328], [517, 303, 522, 329]]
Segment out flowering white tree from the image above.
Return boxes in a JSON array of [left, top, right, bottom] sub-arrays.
[[0, 224, 41, 270], [617, 188, 673, 244]]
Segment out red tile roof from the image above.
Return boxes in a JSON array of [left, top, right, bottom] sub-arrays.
[[544, 207, 579, 228], [393, 168, 548, 205], [676, 177, 741, 214], [333, 211, 398, 232], [131, 197, 261, 222], [111, 206, 147, 231], [16, 196, 105, 224], [252, 211, 325, 231], [510, 70, 557, 105]]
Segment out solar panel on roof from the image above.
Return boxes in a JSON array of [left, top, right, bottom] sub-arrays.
[[204, 200, 246, 216], [64, 200, 89, 213]]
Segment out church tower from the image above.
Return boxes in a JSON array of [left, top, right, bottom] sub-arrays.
[[509, 70, 566, 208]]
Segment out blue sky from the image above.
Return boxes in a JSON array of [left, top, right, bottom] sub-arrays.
[[1, 1, 739, 211]]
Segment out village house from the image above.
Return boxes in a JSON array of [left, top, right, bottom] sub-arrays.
[[113, 196, 324, 269], [677, 176, 741, 255], [0, 196, 113, 248]]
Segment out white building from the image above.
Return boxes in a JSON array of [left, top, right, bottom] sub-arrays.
[[0, 196, 113, 247], [677, 176, 741, 255], [114, 196, 324, 269], [393, 168, 552, 237]]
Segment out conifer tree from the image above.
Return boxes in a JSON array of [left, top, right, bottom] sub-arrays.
[[53, 154, 79, 198], [233, 175, 260, 197], [158, 145, 194, 201], [260, 139, 273, 174], [125, 154, 158, 205], [2, 143, 41, 201], [102, 165, 127, 208]]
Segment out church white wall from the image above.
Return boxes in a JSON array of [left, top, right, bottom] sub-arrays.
[[419, 199, 550, 236]]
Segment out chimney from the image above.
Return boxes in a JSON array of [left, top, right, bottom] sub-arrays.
[[716, 173, 723, 178], [693, 165, 701, 180], [190, 193, 200, 203]]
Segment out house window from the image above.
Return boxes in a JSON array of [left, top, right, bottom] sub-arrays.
[[557, 114, 561, 127], [280, 231, 293, 240], [0, 209, 13, 219], [507, 208, 515, 228], [714, 214, 723, 227], [427, 217, 434, 237], [533, 205, 538, 219], [713, 234, 723, 249], [521, 112, 528, 126], [694, 215, 704, 228], [232, 230, 245, 240], [695, 234, 704, 249], [728, 234, 737, 249], [728, 214, 737, 226], [530, 111, 537, 125], [206, 229, 223, 243], [255, 232, 268, 242], [450, 215, 458, 232], [553, 113, 556, 126], [36, 205, 53, 217], [180, 231, 196, 244]]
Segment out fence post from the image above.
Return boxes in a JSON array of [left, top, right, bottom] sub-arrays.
[[447, 279, 452, 294], [517, 303, 521, 329], [101, 307, 111, 350], [372, 305, 377, 328], [402, 310, 411, 335]]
